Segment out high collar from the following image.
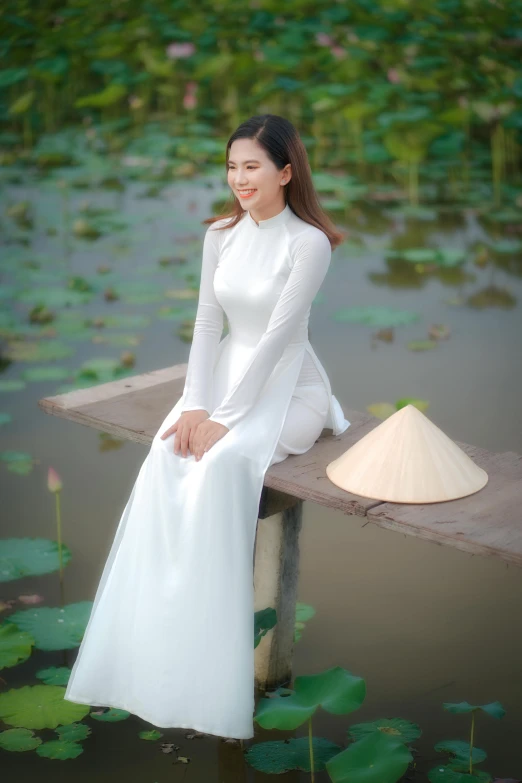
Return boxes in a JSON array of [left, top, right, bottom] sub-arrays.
[[246, 202, 291, 230]]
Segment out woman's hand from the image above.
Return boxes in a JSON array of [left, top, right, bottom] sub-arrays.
[[160, 410, 209, 457], [192, 419, 229, 461]]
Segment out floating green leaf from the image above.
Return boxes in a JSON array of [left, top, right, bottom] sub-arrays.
[[392, 248, 438, 263], [90, 707, 130, 722], [55, 722, 91, 741], [0, 727, 42, 752], [36, 666, 71, 686], [4, 339, 75, 362], [18, 286, 94, 307], [443, 701, 505, 720], [482, 207, 522, 224], [348, 717, 421, 744], [245, 736, 341, 774], [487, 239, 522, 254], [427, 765, 492, 783], [333, 307, 420, 327], [0, 538, 72, 582], [255, 666, 366, 731], [6, 602, 92, 651], [388, 248, 466, 267], [0, 451, 35, 476], [117, 280, 166, 304], [156, 305, 197, 321], [36, 738, 84, 759], [21, 367, 71, 382], [0, 685, 90, 729], [407, 340, 438, 351], [75, 356, 133, 384], [90, 314, 151, 329], [139, 729, 164, 740], [386, 205, 437, 220], [0, 380, 26, 392], [434, 739, 487, 765], [326, 731, 413, 783], [0, 622, 34, 669]]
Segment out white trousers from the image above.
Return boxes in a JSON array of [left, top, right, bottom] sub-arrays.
[[270, 382, 330, 466]]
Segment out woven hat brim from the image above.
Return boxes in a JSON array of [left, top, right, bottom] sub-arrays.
[[326, 405, 489, 504]]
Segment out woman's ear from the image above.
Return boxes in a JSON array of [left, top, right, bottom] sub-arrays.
[[281, 164, 292, 186]]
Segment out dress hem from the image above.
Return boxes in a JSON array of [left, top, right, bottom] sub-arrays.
[[64, 694, 255, 739]]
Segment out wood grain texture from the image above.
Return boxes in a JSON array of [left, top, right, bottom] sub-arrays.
[[38, 365, 187, 445], [38, 365, 522, 567], [254, 502, 303, 691], [264, 408, 384, 517], [367, 448, 522, 567]]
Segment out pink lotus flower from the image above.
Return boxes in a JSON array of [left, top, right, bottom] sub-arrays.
[[47, 466, 62, 493], [18, 594, 45, 605], [183, 81, 198, 110], [316, 32, 334, 47], [166, 42, 195, 59], [387, 68, 401, 84], [331, 46, 347, 60], [183, 94, 197, 110]]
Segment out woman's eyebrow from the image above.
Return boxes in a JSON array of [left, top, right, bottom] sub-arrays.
[[227, 159, 261, 164]]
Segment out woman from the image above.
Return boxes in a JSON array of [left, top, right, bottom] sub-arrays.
[[64, 114, 351, 740]]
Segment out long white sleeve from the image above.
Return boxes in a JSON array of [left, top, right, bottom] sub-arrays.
[[209, 228, 331, 431], [179, 224, 224, 415]]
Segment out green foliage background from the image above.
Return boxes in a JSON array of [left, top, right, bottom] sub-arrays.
[[1, 0, 521, 175]]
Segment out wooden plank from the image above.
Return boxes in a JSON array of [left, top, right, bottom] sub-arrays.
[[258, 487, 301, 519], [254, 500, 303, 691], [366, 447, 522, 567], [38, 365, 522, 567], [38, 366, 378, 516], [38, 365, 187, 446], [264, 409, 385, 517]]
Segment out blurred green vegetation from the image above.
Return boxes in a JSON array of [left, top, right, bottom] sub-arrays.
[[0, 0, 521, 206]]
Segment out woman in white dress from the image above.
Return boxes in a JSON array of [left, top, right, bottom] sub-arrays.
[[64, 114, 350, 740]]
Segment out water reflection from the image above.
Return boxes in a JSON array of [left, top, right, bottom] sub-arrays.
[[1, 160, 522, 778]]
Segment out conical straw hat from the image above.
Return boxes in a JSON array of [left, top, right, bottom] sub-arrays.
[[326, 404, 488, 504]]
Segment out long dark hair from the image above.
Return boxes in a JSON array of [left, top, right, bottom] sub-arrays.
[[203, 114, 345, 250]]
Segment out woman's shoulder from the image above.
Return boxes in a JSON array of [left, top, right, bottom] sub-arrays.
[[206, 215, 238, 233], [288, 211, 331, 255]]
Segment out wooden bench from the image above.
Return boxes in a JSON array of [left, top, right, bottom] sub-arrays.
[[38, 364, 522, 692]]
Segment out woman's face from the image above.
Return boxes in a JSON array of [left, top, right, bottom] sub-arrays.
[[227, 138, 291, 215]]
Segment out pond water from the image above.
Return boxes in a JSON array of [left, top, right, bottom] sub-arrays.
[[1, 167, 522, 780]]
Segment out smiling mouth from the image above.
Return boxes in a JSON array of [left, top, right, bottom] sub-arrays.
[[238, 189, 257, 198]]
